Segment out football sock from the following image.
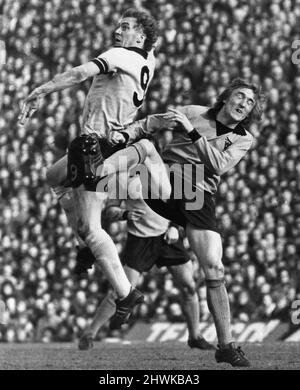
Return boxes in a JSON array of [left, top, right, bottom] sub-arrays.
[[84, 229, 131, 299], [206, 279, 232, 347], [86, 292, 116, 338], [53, 186, 131, 298]]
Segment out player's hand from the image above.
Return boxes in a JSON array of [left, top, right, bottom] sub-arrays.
[[127, 209, 146, 221], [164, 226, 179, 244], [158, 113, 178, 130], [18, 90, 42, 125], [162, 108, 194, 133], [108, 131, 127, 145]]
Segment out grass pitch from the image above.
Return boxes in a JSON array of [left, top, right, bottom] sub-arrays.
[[0, 341, 299, 370]]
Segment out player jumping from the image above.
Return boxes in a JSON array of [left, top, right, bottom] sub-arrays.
[[76, 79, 266, 367], [78, 174, 215, 351], [18, 8, 158, 328]]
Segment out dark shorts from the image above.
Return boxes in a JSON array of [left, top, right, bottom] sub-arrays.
[[122, 233, 190, 273], [145, 191, 219, 234]]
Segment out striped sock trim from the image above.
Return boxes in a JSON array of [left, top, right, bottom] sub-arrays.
[[130, 142, 148, 164], [131, 144, 142, 164]]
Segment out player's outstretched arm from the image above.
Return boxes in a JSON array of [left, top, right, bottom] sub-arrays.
[[18, 61, 100, 125], [121, 114, 178, 144], [39, 62, 100, 94]]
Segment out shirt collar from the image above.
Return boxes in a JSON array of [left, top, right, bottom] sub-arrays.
[[216, 120, 246, 136], [125, 47, 148, 59]]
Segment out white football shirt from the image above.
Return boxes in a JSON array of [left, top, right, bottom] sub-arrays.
[[81, 47, 155, 137]]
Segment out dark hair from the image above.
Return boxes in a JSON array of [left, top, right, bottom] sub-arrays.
[[122, 8, 158, 52], [210, 78, 267, 128]]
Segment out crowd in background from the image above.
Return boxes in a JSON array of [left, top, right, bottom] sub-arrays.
[[0, 0, 300, 342]]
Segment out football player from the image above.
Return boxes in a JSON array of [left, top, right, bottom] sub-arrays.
[[78, 174, 214, 352], [88, 78, 266, 366], [18, 8, 158, 327]]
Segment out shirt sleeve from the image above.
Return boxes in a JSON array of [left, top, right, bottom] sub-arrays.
[[121, 107, 204, 143], [192, 134, 253, 176], [90, 48, 125, 74], [121, 114, 170, 143]]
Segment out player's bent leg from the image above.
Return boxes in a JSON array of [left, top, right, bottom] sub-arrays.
[[47, 155, 89, 257], [47, 155, 81, 241], [72, 188, 131, 298], [95, 139, 171, 200], [168, 262, 215, 351], [49, 182, 88, 256], [186, 225, 250, 366], [46, 155, 68, 187], [72, 188, 144, 328], [95, 139, 150, 181], [128, 138, 172, 200], [79, 265, 142, 350], [47, 148, 102, 276]]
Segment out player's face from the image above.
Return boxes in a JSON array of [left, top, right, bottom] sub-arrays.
[[224, 88, 256, 123], [114, 17, 144, 48]]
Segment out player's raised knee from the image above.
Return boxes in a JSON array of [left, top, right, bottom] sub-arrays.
[[203, 262, 225, 280], [137, 138, 156, 155], [46, 164, 62, 187], [46, 156, 68, 187]]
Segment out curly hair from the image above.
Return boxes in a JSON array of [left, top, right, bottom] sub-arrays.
[[122, 8, 158, 52], [209, 78, 267, 128]]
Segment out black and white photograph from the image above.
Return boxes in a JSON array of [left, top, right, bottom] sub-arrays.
[[0, 0, 300, 375]]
